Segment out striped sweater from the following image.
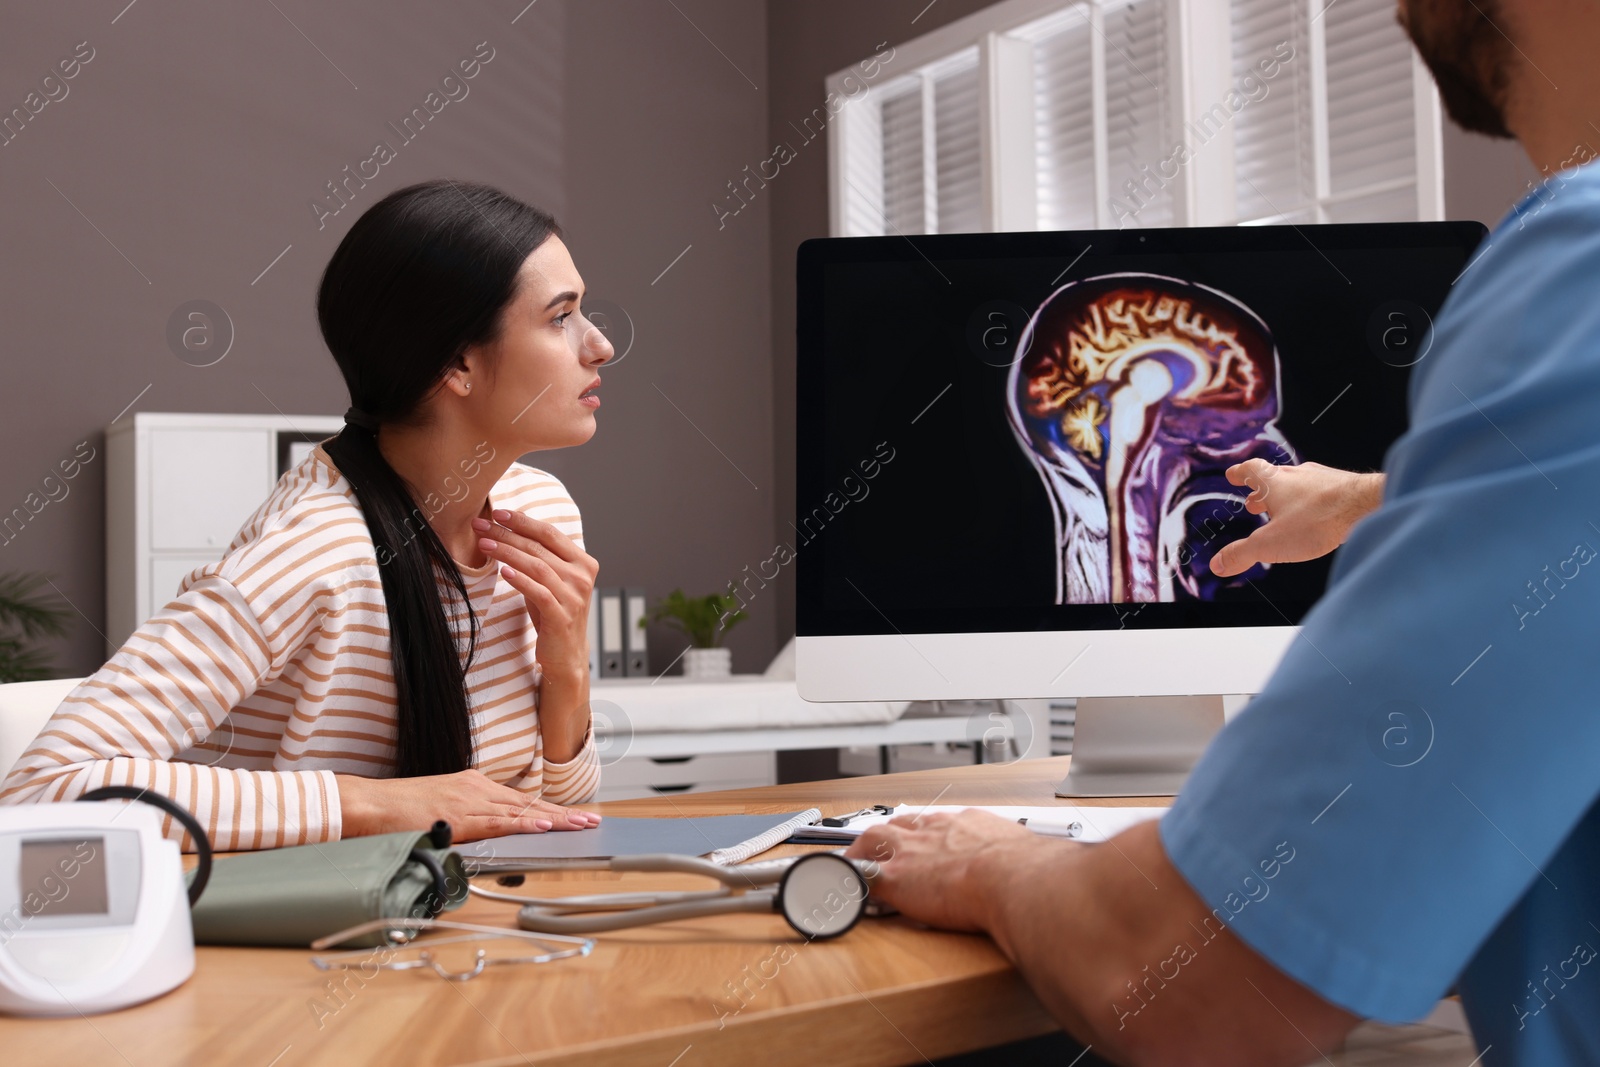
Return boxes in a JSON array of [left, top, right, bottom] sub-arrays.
[[0, 445, 600, 850]]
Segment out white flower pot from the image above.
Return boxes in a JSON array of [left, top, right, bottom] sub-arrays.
[[683, 647, 732, 678]]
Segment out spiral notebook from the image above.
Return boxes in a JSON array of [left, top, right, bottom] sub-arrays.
[[457, 808, 821, 870]]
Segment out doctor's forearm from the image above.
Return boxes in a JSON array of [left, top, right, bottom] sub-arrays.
[[965, 837, 1106, 1043], [970, 821, 1359, 1065]]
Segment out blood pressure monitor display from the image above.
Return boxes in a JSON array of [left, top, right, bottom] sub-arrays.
[[18, 838, 107, 917]]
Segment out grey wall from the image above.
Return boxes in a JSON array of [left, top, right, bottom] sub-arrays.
[[763, 0, 1002, 652], [1443, 124, 1539, 225], [1, 0, 778, 678]]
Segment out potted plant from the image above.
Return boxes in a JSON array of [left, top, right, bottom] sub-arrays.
[[0, 572, 71, 683], [642, 589, 746, 678]]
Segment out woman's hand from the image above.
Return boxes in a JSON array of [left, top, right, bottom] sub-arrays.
[[472, 508, 598, 763], [1209, 460, 1385, 577], [336, 769, 601, 842], [473, 509, 598, 679]]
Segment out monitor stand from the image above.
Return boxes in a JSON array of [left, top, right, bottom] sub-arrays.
[[1055, 696, 1235, 798]]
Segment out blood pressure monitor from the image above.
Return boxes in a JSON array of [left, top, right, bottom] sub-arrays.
[[0, 797, 199, 1016]]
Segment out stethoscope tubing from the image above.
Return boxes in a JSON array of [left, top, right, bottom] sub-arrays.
[[467, 852, 876, 939], [466, 851, 792, 910], [517, 892, 779, 934]]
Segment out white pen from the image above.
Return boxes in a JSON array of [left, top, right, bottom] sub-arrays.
[[1017, 817, 1082, 839]]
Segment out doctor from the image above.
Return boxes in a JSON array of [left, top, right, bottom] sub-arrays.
[[847, 2, 1600, 1063]]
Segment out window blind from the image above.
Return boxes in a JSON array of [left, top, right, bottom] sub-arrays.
[[866, 50, 982, 235], [1031, 9, 1097, 230], [933, 57, 983, 233], [1102, 0, 1173, 227], [1324, 0, 1417, 214], [1231, 0, 1315, 223], [1231, 0, 1420, 223], [879, 85, 925, 235], [830, 0, 1436, 236]]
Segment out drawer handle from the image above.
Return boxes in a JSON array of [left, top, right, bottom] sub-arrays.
[[649, 757, 693, 765], [649, 784, 694, 794]]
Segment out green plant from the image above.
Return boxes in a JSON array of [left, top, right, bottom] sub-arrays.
[[0, 572, 71, 683], [641, 588, 747, 649]]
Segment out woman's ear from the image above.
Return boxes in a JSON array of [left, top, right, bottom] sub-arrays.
[[443, 351, 481, 398]]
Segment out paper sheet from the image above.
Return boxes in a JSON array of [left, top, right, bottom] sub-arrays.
[[792, 804, 1166, 845]]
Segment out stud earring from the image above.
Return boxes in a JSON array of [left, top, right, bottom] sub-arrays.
[[464, 382, 473, 393]]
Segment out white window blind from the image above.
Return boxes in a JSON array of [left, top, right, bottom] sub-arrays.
[[880, 86, 925, 234], [1323, 0, 1420, 221], [1231, 0, 1315, 223], [827, 0, 1442, 236], [1032, 11, 1097, 230], [1101, 0, 1174, 227], [1025, 0, 1174, 230], [1231, 0, 1425, 224], [934, 59, 984, 233], [849, 49, 982, 236]]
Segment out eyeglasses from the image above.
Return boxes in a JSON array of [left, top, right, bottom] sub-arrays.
[[309, 918, 594, 982]]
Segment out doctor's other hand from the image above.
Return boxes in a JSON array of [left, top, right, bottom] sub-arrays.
[[844, 810, 1070, 932], [1208, 460, 1385, 578], [336, 769, 600, 842]]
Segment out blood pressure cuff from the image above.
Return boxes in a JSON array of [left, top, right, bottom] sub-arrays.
[[189, 829, 469, 947]]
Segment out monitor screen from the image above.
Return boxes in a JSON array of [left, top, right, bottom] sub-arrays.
[[796, 222, 1485, 638]]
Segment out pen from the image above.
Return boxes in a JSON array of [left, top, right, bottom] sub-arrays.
[[1017, 817, 1082, 839], [818, 804, 894, 828]]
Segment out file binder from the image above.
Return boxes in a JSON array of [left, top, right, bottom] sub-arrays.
[[587, 586, 601, 679], [623, 588, 649, 676], [598, 587, 625, 677]]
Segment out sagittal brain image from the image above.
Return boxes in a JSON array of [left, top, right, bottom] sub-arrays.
[[1005, 273, 1295, 604]]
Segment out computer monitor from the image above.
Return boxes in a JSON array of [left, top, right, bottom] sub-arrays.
[[794, 221, 1486, 795]]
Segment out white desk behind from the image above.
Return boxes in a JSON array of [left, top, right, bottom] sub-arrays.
[[588, 675, 1046, 799]]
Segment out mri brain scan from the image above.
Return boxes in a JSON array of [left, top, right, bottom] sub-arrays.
[[1006, 273, 1295, 604]]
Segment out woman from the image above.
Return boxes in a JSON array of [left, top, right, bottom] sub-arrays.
[[0, 180, 611, 850]]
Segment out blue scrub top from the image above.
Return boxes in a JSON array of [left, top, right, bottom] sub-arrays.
[[1161, 159, 1600, 1065]]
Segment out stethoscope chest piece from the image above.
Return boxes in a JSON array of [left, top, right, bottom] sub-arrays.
[[778, 853, 869, 941]]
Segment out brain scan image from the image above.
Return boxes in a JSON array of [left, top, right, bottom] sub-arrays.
[[1005, 273, 1295, 604]]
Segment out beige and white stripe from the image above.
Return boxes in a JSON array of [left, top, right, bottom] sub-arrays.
[[0, 445, 600, 850]]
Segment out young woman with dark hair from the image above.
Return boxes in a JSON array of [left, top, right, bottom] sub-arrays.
[[1, 179, 612, 849]]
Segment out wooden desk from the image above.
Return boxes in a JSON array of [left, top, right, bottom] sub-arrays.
[[1, 759, 1087, 1066], [1, 758, 1475, 1066]]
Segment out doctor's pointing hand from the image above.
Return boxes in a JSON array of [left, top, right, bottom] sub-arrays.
[[1206, 460, 1385, 578]]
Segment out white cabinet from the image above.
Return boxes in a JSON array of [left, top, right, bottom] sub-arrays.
[[105, 412, 343, 653], [595, 751, 777, 802], [148, 430, 274, 550], [148, 557, 216, 613]]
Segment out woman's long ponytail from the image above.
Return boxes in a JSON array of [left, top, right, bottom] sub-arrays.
[[317, 179, 562, 778]]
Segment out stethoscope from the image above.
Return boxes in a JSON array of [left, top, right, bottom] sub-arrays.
[[468, 852, 888, 940]]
